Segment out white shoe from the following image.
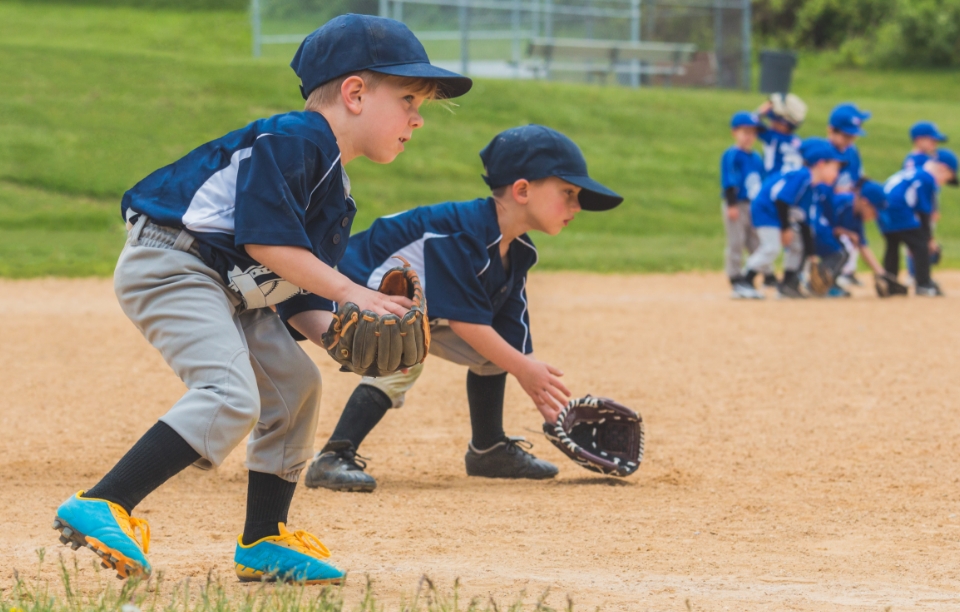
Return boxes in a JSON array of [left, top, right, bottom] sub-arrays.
[[731, 282, 764, 300]]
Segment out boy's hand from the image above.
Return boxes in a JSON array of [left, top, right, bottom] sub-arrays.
[[516, 359, 570, 424], [726, 206, 740, 222], [781, 229, 794, 246], [339, 284, 413, 317]]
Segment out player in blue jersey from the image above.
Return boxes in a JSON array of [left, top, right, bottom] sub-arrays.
[[904, 121, 948, 171], [879, 149, 958, 296], [834, 182, 890, 285], [736, 138, 845, 299], [826, 103, 871, 288], [302, 125, 622, 492], [722, 112, 768, 298], [757, 93, 807, 175], [52, 15, 471, 584]]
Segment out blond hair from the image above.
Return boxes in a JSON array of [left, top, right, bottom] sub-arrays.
[[305, 70, 442, 111]]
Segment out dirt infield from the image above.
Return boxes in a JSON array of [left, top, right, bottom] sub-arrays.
[[3, 272, 960, 611]]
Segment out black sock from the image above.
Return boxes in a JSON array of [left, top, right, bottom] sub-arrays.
[[467, 371, 507, 451], [783, 270, 798, 285], [84, 421, 200, 514], [326, 385, 393, 451], [744, 270, 757, 286], [242, 471, 298, 545]]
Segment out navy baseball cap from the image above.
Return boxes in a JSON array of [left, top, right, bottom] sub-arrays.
[[730, 111, 761, 129], [859, 180, 886, 208], [800, 137, 846, 166], [936, 148, 959, 185], [911, 121, 948, 142], [291, 14, 473, 100], [829, 103, 871, 136], [479, 125, 623, 211]]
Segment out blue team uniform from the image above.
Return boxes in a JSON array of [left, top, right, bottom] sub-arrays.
[[879, 168, 938, 233], [720, 146, 765, 202], [338, 198, 536, 354], [121, 111, 351, 316], [759, 130, 803, 175], [834, 145, 863, 192], [810, 185, 844, 257], [833, 193, 868, 245], [751, 167, 813, 229], [903, 152, 931, 172]]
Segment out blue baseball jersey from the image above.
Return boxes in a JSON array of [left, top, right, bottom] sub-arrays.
[[834, 145, 863, 192], [759, 129, 803, 175], [121, 111, 353, 316], [810, 185, 844, 256], [337, 198, 537, 354], [720, 146, 764, 201], [880, 169, 938, 233], [751, 167, 813, 228], [833, 193, 868, 245], [903, 152, 930, 172]]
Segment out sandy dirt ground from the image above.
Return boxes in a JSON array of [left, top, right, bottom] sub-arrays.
[[2, 272, 960, 611]]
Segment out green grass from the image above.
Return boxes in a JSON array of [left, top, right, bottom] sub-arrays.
[[2, 1, 960, 276], [1, 550, 569, 612]]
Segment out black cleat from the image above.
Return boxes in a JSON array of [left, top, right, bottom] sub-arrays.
[[304, 441, 377, 492], [465, 437, 558, 480], [763, 273, 779, 288], [777, 278, 806, 299], [916, 282, 944, 297]]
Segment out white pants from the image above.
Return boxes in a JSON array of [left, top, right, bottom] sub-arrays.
[[114, 218, 321, 482], [722, 201, 761, 279], [840, 234, 859, 275], [360, 322, 506, 408]]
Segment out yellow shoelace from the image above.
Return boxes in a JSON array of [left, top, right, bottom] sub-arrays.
[[126, 516, 151, 554], [279, 529, 330, 559]]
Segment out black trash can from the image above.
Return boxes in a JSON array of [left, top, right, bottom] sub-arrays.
[[759, 50, 797, 94]]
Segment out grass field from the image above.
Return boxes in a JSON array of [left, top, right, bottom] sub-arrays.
[[3, 1, 960, 276]]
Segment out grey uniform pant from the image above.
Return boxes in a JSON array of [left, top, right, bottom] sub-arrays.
[[722, 201, 762, 279], [114, 218, 321, 482], [744, 225, 804, 275], [360, 322, 506, 408]]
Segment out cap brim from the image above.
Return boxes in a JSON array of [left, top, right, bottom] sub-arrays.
[[557, 174, 624, 211], [937, 134, 949, 142], [372, 63, 473, 99]]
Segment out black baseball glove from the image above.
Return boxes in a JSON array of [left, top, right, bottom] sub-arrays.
[[322, 257, 430, 377], [543, 395, 644, 477], [875, 272, 908, 297]]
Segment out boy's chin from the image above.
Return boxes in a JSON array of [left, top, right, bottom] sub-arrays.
[[366, 149, 402, 164]]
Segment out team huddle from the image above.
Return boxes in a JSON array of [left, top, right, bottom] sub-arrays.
[[721, 94, 957, 299], [50, 14, 625, 586]]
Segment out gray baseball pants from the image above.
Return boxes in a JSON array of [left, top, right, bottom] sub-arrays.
[[114, 217, 320, 482], [722, 200, 762, 279], [744, 224, 804, 275], [360, 322, 506, 408]]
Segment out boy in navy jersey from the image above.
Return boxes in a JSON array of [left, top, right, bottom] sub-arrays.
[[303, 125, 623, 492], [53, 15, 471, 584]]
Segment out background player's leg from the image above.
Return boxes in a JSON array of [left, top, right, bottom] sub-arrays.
[[305, 367, 424, 492], [902, 230, 934, 290], [883, 232, 902, 277], [466, 371, 508, 450]]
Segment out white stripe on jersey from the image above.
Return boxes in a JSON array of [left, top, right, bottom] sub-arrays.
[[518, 276, 530, 353], [366, 232, 448, 290], [183, 145, 255, 234]]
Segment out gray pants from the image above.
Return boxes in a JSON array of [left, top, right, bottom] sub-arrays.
[[744, 224, 804, 276], [361, 322, 505, 408], [722, 201, 761, 279], [114, 218, 321, 482]]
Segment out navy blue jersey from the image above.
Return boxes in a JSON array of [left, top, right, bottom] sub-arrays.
[[720, 146, 764, 201], [337, 198, 537, 354], [880, 169, 938, 233], [810, 185, 844, 256], [121, 111, 353, 314], [751, 167, 813, 228], [759, 129, 803, 175], [835, 145, 863, 192]]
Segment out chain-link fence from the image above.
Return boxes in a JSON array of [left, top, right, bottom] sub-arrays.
[[251, 0, 750, 89]]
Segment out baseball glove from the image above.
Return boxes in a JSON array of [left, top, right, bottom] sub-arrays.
[[542, 395, 644, 477], [322, 257, 430, 377], [766, 93, 808, 127], [875, 272, 908, 298], [807, 258, 835, 297]]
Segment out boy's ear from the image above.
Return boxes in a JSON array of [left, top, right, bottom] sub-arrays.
[[512, 179, 530, 203], [341, 76, 367, 115]]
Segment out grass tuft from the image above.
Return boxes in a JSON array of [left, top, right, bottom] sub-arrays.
[[1, 550, 579, 612]]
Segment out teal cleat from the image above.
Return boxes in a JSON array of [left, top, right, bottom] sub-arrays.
[[234, 523, 345, 584], [53, 491, 151, 579]]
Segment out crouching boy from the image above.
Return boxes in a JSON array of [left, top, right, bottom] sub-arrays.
[[303, 125, 623, 492]]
